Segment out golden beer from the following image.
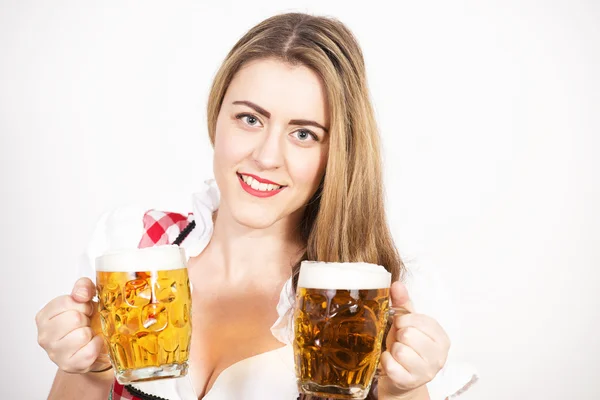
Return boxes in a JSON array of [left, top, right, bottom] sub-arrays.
[[294, 262, 391, 399], [95, 246, 191, 384]]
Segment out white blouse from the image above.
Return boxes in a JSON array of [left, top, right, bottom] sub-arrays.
[[80, 179, 477, 400]]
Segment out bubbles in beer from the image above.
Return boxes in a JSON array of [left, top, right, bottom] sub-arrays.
[[329, 289, 358, 315], [169, 302, 190, 328], [136, 331, 158, 360], [294, 261, 391, 399], [301, 292, 328, 315], [100, 282, 122, 310], [124, 279, 152, 307], [99, 310, 114, 334], [111, 334, 130, 369], [141, 304, 168, 332], [295, 287, 389, 397], [96, 267, 192, 373], [158, 330, 179, 352], [155, 278, 177, 303]]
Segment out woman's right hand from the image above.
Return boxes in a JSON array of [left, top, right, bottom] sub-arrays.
[[36, 278, 110, 374]]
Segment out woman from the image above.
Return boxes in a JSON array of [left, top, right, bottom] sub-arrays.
[[36, 12, 474, 400]]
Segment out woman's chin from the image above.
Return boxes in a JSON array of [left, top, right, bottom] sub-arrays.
[[231, 209, 281, 230]]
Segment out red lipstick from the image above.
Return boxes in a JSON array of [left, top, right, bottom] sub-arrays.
[[237, 173, 285, 198]]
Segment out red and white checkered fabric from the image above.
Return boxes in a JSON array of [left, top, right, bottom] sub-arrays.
[[137, 210, 193, 249], [110, 381, 140, 400], [109, 209, 191, 400]]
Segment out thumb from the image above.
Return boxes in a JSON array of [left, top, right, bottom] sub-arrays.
[[71, 277, 96, 303], [390, 280, 414, 313]]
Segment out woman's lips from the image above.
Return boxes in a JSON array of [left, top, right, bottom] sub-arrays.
[[237, 173, 285, 198]]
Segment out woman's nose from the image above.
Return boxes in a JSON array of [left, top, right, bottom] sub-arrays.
[[252, 127, 284, 170]]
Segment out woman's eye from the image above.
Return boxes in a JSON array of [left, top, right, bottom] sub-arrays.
[[245, 116, 258, 125], [293, 129, 318, 142], [237, 114, 262, 127]]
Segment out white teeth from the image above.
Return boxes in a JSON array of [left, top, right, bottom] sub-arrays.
[[240, 174, 282, 191]]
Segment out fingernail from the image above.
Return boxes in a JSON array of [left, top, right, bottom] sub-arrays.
[[74, 287, 89, 299]]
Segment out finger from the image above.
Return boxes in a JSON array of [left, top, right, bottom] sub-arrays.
[[390, 281, 414, 313], [394, 313, 450, 348], [38, 310, 91, 348], [71, 278, 96, 303], [396, 326, 441, 367], [379, 349, 421, 391], [56, 326, 95, 360], [67, 334, 106, 373], [36, 295, 94, 325], [380, 350, 412, 383], [389, 342, 430, 379]]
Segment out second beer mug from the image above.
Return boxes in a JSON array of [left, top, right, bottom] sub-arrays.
[[293, 261, 392, 399], [95, 245, 192, 384]]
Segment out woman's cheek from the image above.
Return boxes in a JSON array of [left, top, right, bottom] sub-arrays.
[[289, 147, 327, 189], [215, 128, 252, 168]]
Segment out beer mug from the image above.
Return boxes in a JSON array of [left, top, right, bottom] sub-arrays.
[[95, 245, 192, 384], [293, 261, 392, 399]]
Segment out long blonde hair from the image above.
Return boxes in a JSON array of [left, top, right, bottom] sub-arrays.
[[207, 12, 404, 284]]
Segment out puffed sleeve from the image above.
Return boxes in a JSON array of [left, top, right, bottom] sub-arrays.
[[404, 263, 478, 399], [77, 206, 147, 283]]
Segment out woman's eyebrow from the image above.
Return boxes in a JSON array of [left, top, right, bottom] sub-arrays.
[[232, 100, 271, 118], [233, 100, 328, 133], [289, 119, 328, 133]]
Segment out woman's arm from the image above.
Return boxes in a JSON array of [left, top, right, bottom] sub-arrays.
[[379, 384, 430, 400], [48, 369, 113, 400]]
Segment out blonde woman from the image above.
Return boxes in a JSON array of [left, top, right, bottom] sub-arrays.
[[36, 12, 476, 400]]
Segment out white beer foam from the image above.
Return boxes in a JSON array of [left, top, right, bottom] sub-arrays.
[[95, 245, 186, 272], [298, 261, 391, 289]]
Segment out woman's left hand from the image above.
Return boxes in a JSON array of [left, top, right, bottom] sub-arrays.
[[378, 281, 451, 399]]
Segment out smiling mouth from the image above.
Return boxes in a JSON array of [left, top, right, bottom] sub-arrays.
[[237, 173, 285, 192]]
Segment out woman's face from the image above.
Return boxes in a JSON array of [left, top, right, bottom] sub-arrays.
[[213, 58, 330, 230]]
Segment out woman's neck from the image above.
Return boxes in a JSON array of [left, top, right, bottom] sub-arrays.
[[203, 203, 304, 283]]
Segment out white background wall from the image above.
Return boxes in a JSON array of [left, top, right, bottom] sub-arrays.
[[1, 1, 599, 399]]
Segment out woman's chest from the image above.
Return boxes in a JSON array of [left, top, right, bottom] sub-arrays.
[[187, 286, 284, 397]]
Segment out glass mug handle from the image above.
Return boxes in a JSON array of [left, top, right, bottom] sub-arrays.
[[388, 306, 411, 318], [90, 299, 112, 372], [375, 306, 411, 379]]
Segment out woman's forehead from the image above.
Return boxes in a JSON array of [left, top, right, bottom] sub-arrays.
[[225, 58, 329, 126]]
